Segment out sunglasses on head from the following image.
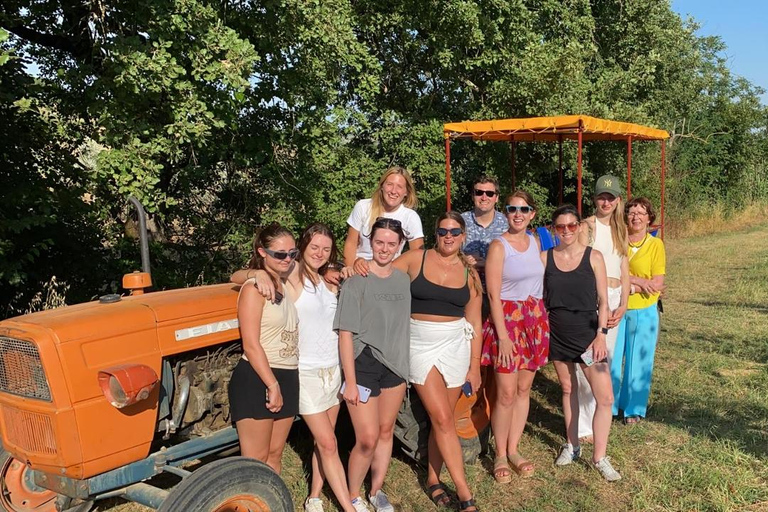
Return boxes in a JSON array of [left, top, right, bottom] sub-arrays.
[[373, 217, 402, 228], [505, 205, 533, 214], [553, 222, 579, 234], [436, 227, 463, 237], [264, 248, 300, 260], [474, 189, 497, 198]]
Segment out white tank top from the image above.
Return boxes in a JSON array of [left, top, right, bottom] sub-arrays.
[[295, 279, 339, 370], [593, 220, 622, 279]]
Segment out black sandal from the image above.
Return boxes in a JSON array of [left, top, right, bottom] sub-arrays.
[[459, 498, 479, 512], [427, 482, 451, 507]]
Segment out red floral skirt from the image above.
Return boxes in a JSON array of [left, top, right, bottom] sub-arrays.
[[481, 296, 550, 373]]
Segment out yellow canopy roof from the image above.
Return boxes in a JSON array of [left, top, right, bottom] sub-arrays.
[[443, 115, 669, 142]]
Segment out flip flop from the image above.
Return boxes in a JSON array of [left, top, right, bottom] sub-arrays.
[[508, 453, 535, 478], [493, 456, 512, 484]]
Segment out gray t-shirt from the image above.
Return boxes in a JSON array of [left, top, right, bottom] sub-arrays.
[[333, 270, 411, 380]]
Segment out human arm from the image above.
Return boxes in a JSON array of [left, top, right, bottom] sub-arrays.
[[407, 237, 425, 252], [342, 226, 361, 278], [608, 256, 630, 328], [238, 284, 283, 412], [338, 330, 360, 405], [590, 250, 610, 363], [485, 240, 513, 369], [629, 240, 667, 295], [464, 269, 483, 393]]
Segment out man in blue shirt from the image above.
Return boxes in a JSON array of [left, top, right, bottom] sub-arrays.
[[461, 175, 508, 319]]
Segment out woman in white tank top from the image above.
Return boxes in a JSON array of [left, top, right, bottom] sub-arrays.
[[232, 224, 357, 512], [576, 175, 630, 442]]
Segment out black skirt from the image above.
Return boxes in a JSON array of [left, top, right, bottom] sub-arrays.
[[229, 359, 299, 421], [547, 308, 598, 363]]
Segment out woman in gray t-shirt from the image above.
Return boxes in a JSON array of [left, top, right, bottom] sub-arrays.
[[334, 218, 411, 512]]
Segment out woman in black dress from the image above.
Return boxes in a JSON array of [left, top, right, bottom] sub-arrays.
[[541, 204, 621, 482]]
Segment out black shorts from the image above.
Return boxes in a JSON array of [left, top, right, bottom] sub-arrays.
[[352, 346, 405, 398], [229, 359, 299, 421]]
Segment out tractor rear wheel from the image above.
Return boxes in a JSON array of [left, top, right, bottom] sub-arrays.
[[158, 457, 292, 512]]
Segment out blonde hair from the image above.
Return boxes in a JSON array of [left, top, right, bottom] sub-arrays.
[[608, 197, 628, 257], [368, 166, 418, 228]]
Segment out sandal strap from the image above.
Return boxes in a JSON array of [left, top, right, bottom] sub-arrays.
[[459, 498, 478, 511], [427, 483, 447, 494]]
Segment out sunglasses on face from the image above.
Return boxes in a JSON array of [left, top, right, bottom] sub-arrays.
[[474, 189, 497, 198], [505, 205, 533, 214], [264, 248, 300, 260], [553, 222, 579, 234], [436, 227, 463, 237]]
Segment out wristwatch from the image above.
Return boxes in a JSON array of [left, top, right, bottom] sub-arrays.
[[599, 327, 609, 335]]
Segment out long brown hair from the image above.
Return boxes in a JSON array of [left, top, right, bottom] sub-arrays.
[[297, 223, 338, 287], [248, 222, 295, 289], [368, 166, 418, 229], [434, 211, 482, 295]]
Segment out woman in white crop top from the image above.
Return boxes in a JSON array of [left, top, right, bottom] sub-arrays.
[[232, 224, 357, 512], [576, 174, 630, 441]]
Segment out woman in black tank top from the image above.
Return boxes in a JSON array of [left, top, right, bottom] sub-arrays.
[[542, 204, 622, 482]]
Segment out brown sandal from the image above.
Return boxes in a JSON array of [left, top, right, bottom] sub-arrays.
[[493, 456, 512, 483], [508, 453, 535, 478]]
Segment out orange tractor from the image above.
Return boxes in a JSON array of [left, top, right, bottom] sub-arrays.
[[0, 198, 293, 511]]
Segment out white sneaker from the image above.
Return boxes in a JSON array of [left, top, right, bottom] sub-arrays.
[[594, 456, 622, 482], [368, 489, 395, 512], [555, 443, 581, 466], [351, 497, 372, 512], [304, 497, 325, 512]]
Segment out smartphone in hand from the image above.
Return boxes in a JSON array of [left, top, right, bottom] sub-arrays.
[[461, 381, 473, 397], [581, 348, 594, 367], [340, 382, 372, 403]]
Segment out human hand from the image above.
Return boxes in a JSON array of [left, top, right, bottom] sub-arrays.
[[607, 305, 627, 328], [323, 269, 342, 286], [254, 270, 276, 302], [353, 257, 370, 277], [465, 365, 482, 394], [589, 336, 608, 363], [266, 384, 283, 413], [342, 382, 359, 406], [497, 336, 514, 370]]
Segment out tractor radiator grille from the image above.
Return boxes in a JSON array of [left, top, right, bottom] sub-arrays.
[[2, 406, 57, 455], [0, 337, 51, 401]]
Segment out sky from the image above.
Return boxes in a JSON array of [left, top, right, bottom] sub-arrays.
[[672, 0, 768, 104]]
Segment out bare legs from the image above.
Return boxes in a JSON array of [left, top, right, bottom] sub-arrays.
[[303, 404, 356, 512], [346, 384, 406, 500], [414, 367, 474, 505], [235, 416, 294, 473], [491, 369, 536, 460], [553, 361, 614, 461]]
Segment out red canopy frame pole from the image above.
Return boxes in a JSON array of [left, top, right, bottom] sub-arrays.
[[445, 138, 452, 211], [558, 135, 563, 204], [661, 140, 666, 240], [626, 135, 633, 199], [510, 136, 516, 190], [577, 120, 584, 214]]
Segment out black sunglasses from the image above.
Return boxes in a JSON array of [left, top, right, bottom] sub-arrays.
[[505, 205, 533, 214], [474, 189, 497, 198], [264, 248, 300, 261], [436, 227, 463, 237]]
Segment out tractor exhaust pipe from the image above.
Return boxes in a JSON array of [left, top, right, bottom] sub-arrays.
[[128, 196, 151, 275]]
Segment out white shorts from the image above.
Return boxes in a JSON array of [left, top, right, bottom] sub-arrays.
[[298, 365, 342, 415], [409, 318, 473, 388]]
